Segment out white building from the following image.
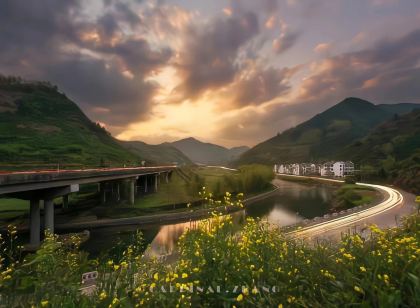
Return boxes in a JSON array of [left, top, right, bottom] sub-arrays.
[[321, 162, 334, 176], [291, 163, 302, 175], [333, 161, 355, 177], [276, 161, 354, 177]]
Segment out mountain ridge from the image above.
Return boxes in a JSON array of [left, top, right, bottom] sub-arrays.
[[233, 97, 420, 166], [166, 137, 250, 165]]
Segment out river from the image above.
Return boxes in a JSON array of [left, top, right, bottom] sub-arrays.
[[81, 179, 336, 259]]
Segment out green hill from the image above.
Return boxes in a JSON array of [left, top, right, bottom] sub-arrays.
[[166, 137, 249, 165], [343, 110, 420, 193], [234, 97, 420, 166], [0, 78, 190, 169]]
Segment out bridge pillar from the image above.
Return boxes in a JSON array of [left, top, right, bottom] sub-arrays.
[[29, 199, 41, 247], [116, 182, 120, 202], [100, 182, 107, 204], [129, 178, 135, 205], [144, 176, 148, 193], [154, 174, 158, 192], [62, 195, 69, 209], [165, 172, 169, 184], [44, 199, 54, 234]]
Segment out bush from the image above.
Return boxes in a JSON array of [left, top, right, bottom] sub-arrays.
[[219, 164, 274, 196]]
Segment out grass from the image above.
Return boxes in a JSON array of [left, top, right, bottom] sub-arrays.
[[333, 184, 380, 210], [133, 167, 239, 209], [133, 172, 197, 209], [0, 198, 29, 211]]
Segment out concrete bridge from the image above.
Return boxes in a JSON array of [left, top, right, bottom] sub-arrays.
[[0, 166, 176, 248]]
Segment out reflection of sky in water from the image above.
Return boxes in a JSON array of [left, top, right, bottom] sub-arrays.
[[145, 211, 246, 257], [84, 179, 336, 257], [265, 207, 303, 226]]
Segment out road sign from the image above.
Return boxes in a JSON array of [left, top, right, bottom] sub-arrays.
[[79, 271, 98, 296]]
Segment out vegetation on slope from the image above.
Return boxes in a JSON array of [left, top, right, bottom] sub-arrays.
[[344, 110, 420, 193], [0, 80, 138, 168], [1, 199, 418, 307], [0, 77, 191, 168], [234, 97, 419, 166]]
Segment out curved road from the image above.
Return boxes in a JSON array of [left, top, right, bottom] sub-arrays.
[[278, 174, 418, 241]]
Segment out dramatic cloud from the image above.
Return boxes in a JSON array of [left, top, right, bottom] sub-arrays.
[[0, 0, 171, 126], [0, 0, 419, 147], [173, 11, 260, 99], [225, 66, 300, 108], [213, 28, 420, 145], [298, 29, 420, 103]]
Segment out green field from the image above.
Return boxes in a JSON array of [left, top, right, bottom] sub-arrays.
[[133, 167, 237, 209], [332, 184, 380, 210]]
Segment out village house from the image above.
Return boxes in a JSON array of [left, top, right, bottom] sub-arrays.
[[276, 161, 354, 177], [320, 162, 334, 176]]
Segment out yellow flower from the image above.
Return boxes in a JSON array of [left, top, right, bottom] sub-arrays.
[[287, 296, 296, 303], [99, 291, 107, 300], [278, 305, 283, 308], [182, 273, 188, 278], [354, 286, 364, 294], [153, 272, 159, 281], [41, 300, 49, 307], [242, 288, 249, 296], [360, 266, 366, 272], [113, 265, 120, 271], [236, 294, 243, 302], [343, 253, 355, 260]]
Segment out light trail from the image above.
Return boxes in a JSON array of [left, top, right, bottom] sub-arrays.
[[0, 166, 177, 176], [276, 174, 404, 239]]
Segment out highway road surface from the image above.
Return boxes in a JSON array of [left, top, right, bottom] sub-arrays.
[[278, 174, 418, 241]]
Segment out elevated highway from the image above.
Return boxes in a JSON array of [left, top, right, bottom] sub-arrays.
[[0, 166, 176, 247]]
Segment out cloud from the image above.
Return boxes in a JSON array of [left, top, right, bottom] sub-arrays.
[[0, 0, 171, 126], [44, 55, 158, 126], [215, 28, 420, 145], [314, 43, 332, 54], [225, 65, 300, 108], [272, 20, 300, 54], [173, 11, 260, 99]]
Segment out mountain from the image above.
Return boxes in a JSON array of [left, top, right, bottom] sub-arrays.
[[0, 78, 190, 168], [343, 110, 420, 193], [167, 137, 249, 165], [119, 140, 192, 165], [234, 97, 420, 166]]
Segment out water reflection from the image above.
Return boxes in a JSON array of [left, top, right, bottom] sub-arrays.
[[83, 179, 335, 257]]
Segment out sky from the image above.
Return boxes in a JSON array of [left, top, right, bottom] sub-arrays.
[[0, 0, 419, 147]]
